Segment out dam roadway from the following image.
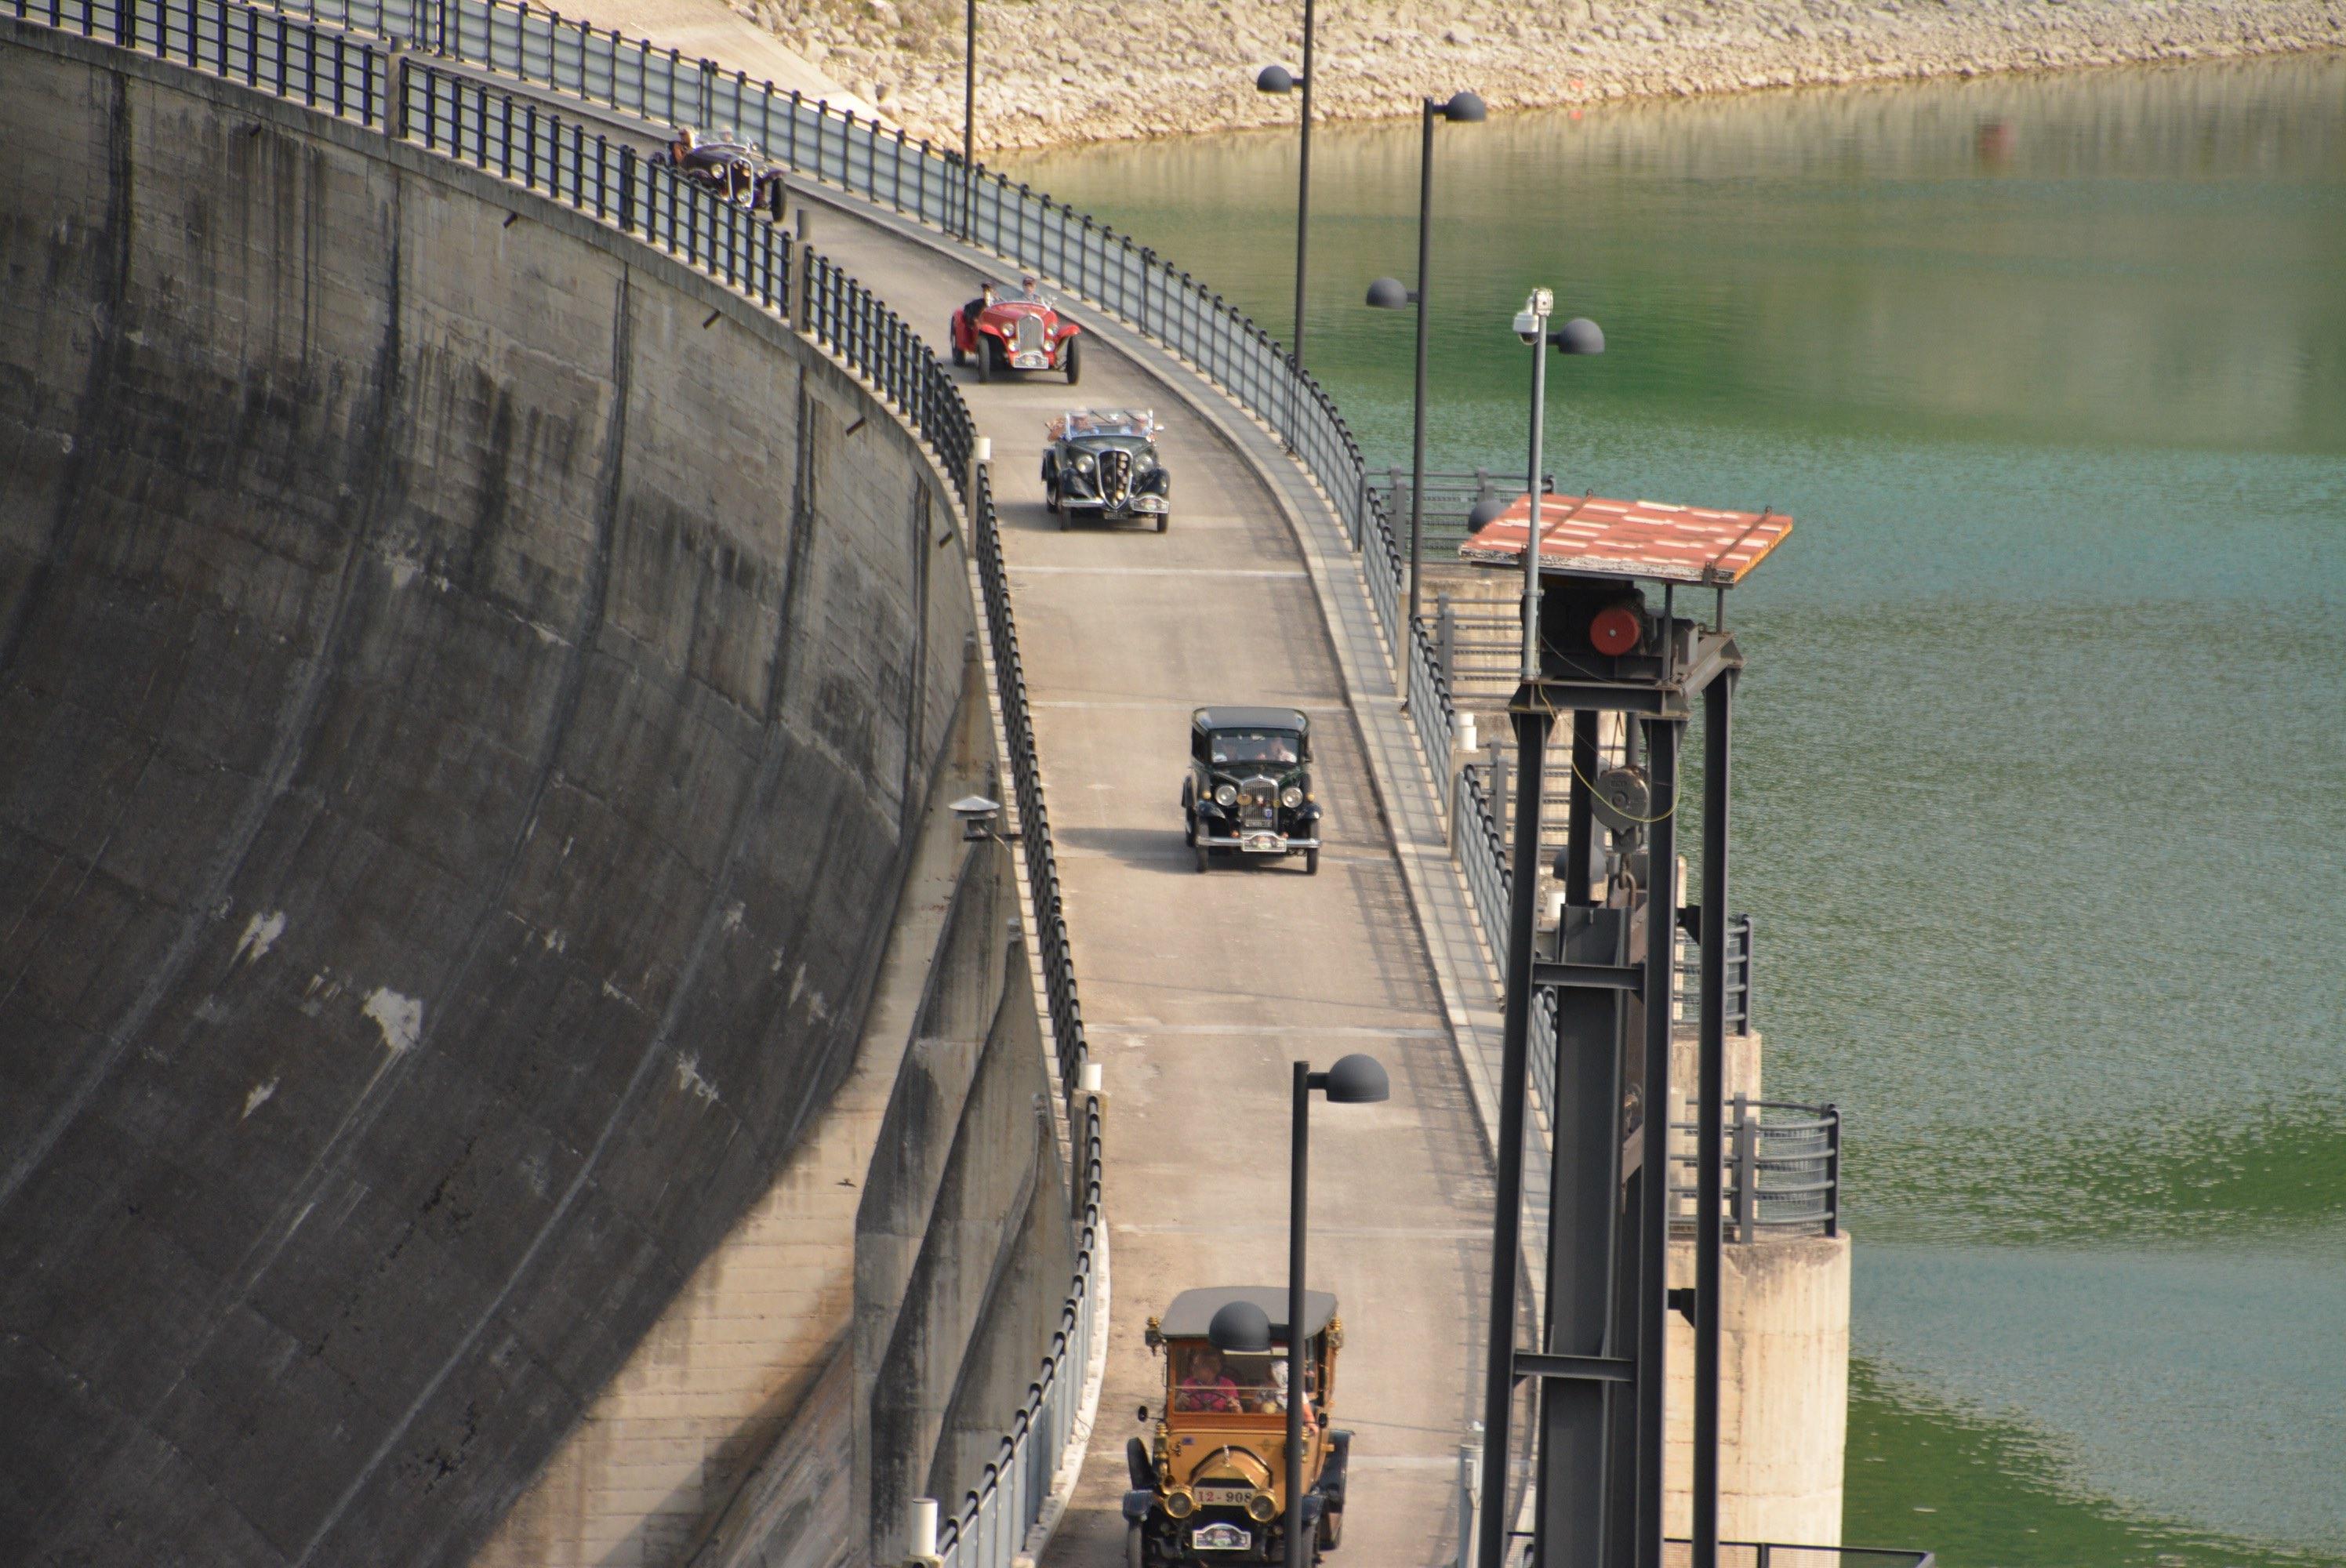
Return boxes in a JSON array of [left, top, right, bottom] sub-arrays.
[[794, 210, 1500, 1566]]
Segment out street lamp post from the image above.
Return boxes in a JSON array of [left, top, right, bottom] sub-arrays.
[[1365, 89, 1484, 637], [1507, 294, 1605, 681], [1287, 1054, 1389, 1568], [1474, 294, 1603, 1568], [1255, 0, 1318, 368], [961, 0, 976, 240]]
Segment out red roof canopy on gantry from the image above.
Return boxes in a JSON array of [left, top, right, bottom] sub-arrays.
[[1458, 491, 1792, 586]]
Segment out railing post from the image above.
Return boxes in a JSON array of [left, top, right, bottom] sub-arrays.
[[908, 1498, 941, 1568], [1456, 1430, 1483, 1568], [1487, 737, 1508, 846], [1436, 591, 1455, 692], [374, 42, 405, 136], [1825, 1103, 1840, 1238], [1731, 1094, 1756, 1243]]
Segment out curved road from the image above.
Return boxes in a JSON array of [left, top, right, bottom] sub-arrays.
[[798, 209, 1498, 1568]]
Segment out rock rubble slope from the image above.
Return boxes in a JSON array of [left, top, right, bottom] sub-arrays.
[[736, 0, 2341, 151]]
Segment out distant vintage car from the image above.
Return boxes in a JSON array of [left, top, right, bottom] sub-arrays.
[[1182, 706, 1321, 874], [1126, 1287, 1352, 1568], [950, 278, 1082, 383], [1042, 408, 1171, 532]]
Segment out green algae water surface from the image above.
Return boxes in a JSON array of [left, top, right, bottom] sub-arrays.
[[1008, 53, 2346, 1568]]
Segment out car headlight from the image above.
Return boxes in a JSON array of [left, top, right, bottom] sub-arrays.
[[1075, 453, 1095, 472], [1246, 1493, 1279, 1523], [1281, 786, 1303, 808], [1214, 784, 1237, 808], [1164, 1488, 1198, 1520]]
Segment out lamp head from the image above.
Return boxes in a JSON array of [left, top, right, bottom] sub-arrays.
[[1208, 1299, 1273, 1353], [1440, 90, 1487, 123], [1321, 1053, 1391, 1105], [1467, 497, 1509, 531], [1364, 277, 1414, 310], [950, 794, 1002, 841], [1554, 316, 1606, 355], [1256, 64, 1298, 94]]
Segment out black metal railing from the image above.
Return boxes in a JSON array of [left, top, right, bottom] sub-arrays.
[[1369, 466, 1555, 550], [1674, 914, 1754, 1037], [1670, 1098, 1840, 1240], [1671, 1546, 1933, 1568]]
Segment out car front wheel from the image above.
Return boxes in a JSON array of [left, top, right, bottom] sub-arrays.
[[1306, 848, 1320, 876], [976, 339, 993, 383], [1194, 842, 1209, 873], [1155, 510, 1169, 534], [1063, 336, 1082, 385], [1128, 1522, 1146, 1568]]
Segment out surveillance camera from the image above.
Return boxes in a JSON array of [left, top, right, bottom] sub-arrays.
[[1513, 310, 1542, 344]]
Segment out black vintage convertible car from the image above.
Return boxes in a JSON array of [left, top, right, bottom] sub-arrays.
[[1182, 707, 1320, 874], [1042, 408, 1171, 532]]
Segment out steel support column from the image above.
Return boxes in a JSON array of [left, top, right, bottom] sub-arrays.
[[1538, 874, 1629, 1565], [1475, 702, 1552, 1568], [1693, 673, 1733, 1565], [1287, 1062, 1311, 1568], [1566, 708, 1598, 906], [1634, 716, 1680, 1568]]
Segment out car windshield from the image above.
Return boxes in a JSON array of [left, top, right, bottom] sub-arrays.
[[1168, 1343, 1316, 1415], [1209, 731, 1301, 768]]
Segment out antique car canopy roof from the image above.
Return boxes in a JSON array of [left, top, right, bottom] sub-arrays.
[[1048, 408, 1157, 441], [1458, 491, 1792, 587], [1159, 1287, 1338, 1341], [1192, 706, 1309, 735]]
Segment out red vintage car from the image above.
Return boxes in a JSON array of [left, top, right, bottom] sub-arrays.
[[950, 280, 1082, 384]]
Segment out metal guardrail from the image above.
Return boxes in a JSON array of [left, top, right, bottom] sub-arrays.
[[1680, 1547, 1932, 1567], [1669, 1098, 1840, 1240], [2, 9, 1098, 1563], [1674, 916, 1753, 1037], [931, 1093, 1105, 1568], [1369, 467, 1554, 549]]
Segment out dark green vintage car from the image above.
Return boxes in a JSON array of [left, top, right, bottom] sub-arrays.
[[1041, 408, 1171, 532], [1181, 707, 1321, 874]]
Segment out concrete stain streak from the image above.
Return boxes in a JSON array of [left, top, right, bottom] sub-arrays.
[[361, 988, 423, 1056], [232, 910, 287, 966]]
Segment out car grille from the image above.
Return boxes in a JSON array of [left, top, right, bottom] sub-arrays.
[[1016, 314, 1046, 355], [1099, 448, 1131, 503], [1240, 778, 1279, 829]]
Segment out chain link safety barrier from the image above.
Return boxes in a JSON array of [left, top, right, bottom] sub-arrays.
[[3, 5, 1099, 1562]]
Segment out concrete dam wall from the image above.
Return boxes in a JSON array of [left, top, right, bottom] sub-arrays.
[[0, 31, 1062, 1566]]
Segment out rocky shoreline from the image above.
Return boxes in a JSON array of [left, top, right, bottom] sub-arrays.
[[725, 0, 2341, 152]]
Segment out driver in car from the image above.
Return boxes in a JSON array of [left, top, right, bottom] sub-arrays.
[[1175, 1348, 1244, 1414], [963, 279, 997, 329]]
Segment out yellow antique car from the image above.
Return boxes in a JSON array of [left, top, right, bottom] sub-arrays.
[[1123, 1287, 1351, 1567]]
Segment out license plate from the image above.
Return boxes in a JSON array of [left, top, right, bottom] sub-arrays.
[[1193, 1523, 1251, 1552], [1014, 353, 1048, 368], [1195, 1486, 1252, 1506], [1243, 833, 1281, 854]]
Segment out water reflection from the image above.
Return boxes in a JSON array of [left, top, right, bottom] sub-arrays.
[[1018, 56, 2346, 455]]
